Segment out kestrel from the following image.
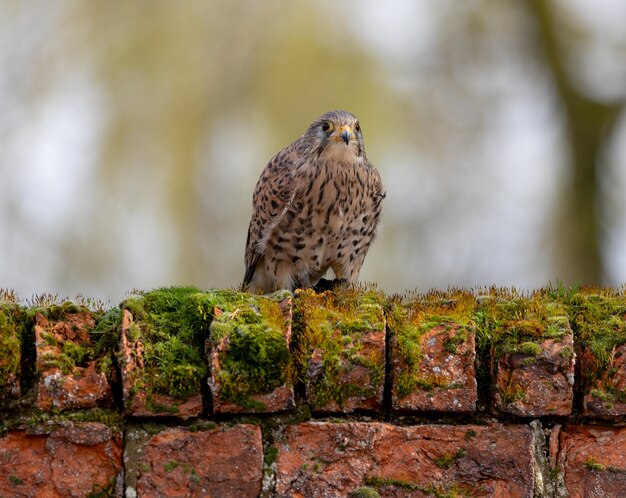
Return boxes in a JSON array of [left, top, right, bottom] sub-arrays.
[[243, 110, 385, 293]]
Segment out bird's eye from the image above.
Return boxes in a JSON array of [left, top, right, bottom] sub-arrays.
[[355, 122, 361, 133], [321, 121, 333, 133]]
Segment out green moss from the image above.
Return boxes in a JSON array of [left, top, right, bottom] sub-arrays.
[[164, 460, 180, 472], [24, 300, 122, 391], [477, 296, 571, 377], [499, 383, 526, 405], [0, 309, 21, 388], [40, 351, 75, 375], [8, 475, 23, 485], [296, 288, 385, 409], [443, 333, 467, 354], [515, 342, 542, 356], [520, 357, 537, 367], [146, 395, 180, 414], [287, 403, 312, 424], [189, 467, 200, 483], [40, 331, 58, 346], [591, 388, 611, 401], [391, 292, 476, 398], [584, 455, 606, 471], [350, 487, 380, 498], [607, 466, 626, 474], [120, 286, 209, 399], [265, 445, 279, 466], [464, 429, 477, 441], [188, 420, 217, 432], [568, 294, 626, 392], [364, 475, 477, 498], [364, 476, 419, 491], [62, 340, 90, 365], [548, 466, 562, 479], [64, 408, 124, 432], [205, 289, 292, 409], [434, 448, 467, 469]]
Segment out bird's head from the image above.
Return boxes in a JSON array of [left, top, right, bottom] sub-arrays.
[[305, 110, 365, 162]]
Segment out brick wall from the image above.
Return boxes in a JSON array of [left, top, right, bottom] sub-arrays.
[[1, 286, 626, 497]]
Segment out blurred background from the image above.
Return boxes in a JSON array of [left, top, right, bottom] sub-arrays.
[[1, 0, 625, 303]]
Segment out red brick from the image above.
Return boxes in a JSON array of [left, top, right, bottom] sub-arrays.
[[275, 422, 535, 497], [135, 424, 263, 498], [0, 422, 122, 497], [35, 311, 113, 411], [392, 322, 477, 413], [494, 322, 575, 417], [555, 425, 626, 498]]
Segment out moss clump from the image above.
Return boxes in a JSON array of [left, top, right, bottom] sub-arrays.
[[350, 487, 380, 498], [295, 288, 385, 409], [265, 445, 279, 466], [121, 286, 208, 399], [499, 383, 525, 405], [364, 476, 419, 491], [8, 475, 23, 485], [364, 476, 476, 498], [584, 455, 606, 471], [514, 342, 542, 356], [390, 292, 475, 398], [202, 289, 292, 410], [464, 429, 477, 441], [477, 296, 570, 375], [434, 448, 467, 469], [568, 294, 626, 396], [0, 306, 21, 391]]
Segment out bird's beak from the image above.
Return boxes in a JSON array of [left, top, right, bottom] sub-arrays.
[[339, 125, 352, 145]]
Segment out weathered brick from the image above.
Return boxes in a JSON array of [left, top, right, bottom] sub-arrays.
[[392, 317, 477, 413], [35, 311, 113, 411], [483, 297, 575, 417], [555, 425, 626, 497], [494, 330, 575, 416], [298, 289, 386, 413], [275, 421, 535, 497], [207, 293, 295, 414], [0, 422, 122, 497], [133, 424, 263, 498]]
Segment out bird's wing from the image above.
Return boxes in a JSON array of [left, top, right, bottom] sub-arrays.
[[243, 142, 302, 287]]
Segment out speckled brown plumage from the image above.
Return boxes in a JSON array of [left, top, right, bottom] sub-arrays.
[[243, 110, 385, 293]]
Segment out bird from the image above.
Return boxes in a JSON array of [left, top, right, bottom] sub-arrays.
[[242, 110, 385, 293]]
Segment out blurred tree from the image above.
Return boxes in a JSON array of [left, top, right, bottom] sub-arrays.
[[2, 0, 625, 299], [528, 0, 624, 285]]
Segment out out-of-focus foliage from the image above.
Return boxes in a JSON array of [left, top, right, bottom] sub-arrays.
[[0, 0, 625, 301]]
